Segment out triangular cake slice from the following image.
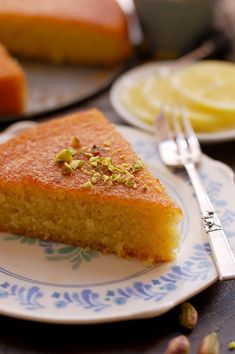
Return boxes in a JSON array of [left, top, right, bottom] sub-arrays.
[[0, 109, 182, 263]]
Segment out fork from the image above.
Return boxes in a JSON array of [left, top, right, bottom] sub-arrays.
[[155, 108, 235, 280]]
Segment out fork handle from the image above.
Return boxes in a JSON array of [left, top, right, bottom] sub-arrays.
[[185, 162, 235, 280]]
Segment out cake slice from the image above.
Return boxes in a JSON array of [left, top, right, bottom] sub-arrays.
[[0, 0, 132, 66], [0, 43, 26, 115], [0, 109, 182, 263]]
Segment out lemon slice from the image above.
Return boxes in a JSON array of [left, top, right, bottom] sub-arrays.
[[172, 60, 235, 116], [122, 81, 157, 124], [121, 62, 235, 133]]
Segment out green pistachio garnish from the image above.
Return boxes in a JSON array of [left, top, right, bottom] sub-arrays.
[[71, 136, 80, 148], [62, 162, 73, 174], [102, 157, 112, 166], [198, 332, 220, 354], [70, 159, 83, 170], [143, 184, 148, 192], [82, 180, 92, 189], [55, 149, 73, 163], [133, 159, 144, 171], [93, 172, 101, 180], [112, 174, 122, 183], [102, 175, 110, 183], [67, 147, 77, 156], [89, 156, 100, 167], [228, 342, 235, 350], [126, 180, 134, 188], [90, 172, 101, 185], [179, 302, 198, 330], [91, 176, 98, 184], [122, 163, 129, 168]]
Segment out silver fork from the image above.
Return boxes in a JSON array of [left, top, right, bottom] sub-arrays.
[[155, 108, 235, 280]]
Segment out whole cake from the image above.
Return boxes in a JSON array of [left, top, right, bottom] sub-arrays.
[[0, 0, 132, 66], [0, 43, 26, 115], [0, 109, 182, 263]]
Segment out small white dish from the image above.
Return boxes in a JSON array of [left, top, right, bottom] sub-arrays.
[[110, 62, 235, 144], [0, 125, 234, 324]]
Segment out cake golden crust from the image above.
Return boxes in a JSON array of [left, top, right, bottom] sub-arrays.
[[0, 43, 26, 114], [0, 0, 132, 65], [0, 110, 177, 207], [0, 109, 182, 263]]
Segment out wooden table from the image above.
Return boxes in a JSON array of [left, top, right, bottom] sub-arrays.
[[0, 88, 234, 354]]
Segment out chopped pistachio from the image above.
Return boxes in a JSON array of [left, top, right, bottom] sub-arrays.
[[179, 302, 198, 330], [164, 335, 190, 354], [55, 149, 73, 163], [126, 180, 134, 188], [62, 162, 73, 174], [89, 156, 100, 167], [102, 175, 110, 183], [112, 174, 122, 183], [82, 180, 93, 189], [89, 156, 99, 163], [228, 342, 235, 350], [91, 176, 98, 184], [91, 172, 101, 184], [70, 159, 83, 170], [133, 159, 144, 171], [102, 157, 112, 166], [198, 332, 220, 354], [108, 164, 115, 172], [93, 172, 101, 180], [71, 136, 80, 147], [122, 163, 129, 168], [143, 184, 148, 192], [68, 147, 77, 156]]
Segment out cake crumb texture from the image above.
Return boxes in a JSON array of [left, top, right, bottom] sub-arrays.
[[0, 109, 182, 263]]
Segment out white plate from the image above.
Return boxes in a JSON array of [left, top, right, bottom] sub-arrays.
[[110, 62, 235, 144], [0, 124, 234, 324]]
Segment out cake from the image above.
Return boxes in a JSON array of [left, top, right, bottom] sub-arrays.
[[0, 0, 132, 66], [0, 109, 182, 263], [0, 43, 26, 115]]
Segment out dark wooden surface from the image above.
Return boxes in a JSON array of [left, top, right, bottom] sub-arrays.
[[0, 89, 234, 354]]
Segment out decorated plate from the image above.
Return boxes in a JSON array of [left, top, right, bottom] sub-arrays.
[[110, 62, 235, 144], [0, 124, 234, 324]]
